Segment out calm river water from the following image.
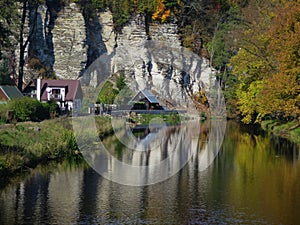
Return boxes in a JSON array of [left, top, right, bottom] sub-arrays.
[[0, 121, 300, 224]]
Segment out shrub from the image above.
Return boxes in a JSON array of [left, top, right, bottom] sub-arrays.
[[48, 99, 60, 118], [0, 103, 8, 124], [9, 97, 50, 122]]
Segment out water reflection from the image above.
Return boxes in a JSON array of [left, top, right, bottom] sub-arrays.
[[1, 121, 300, 224], [75, 117, 225, 186]]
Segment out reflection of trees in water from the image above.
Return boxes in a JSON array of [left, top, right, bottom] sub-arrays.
[[198, 121, 210, 150]]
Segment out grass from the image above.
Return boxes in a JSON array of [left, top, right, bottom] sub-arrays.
[[0, 116, 114, 178], [0, 118, 77, 176]]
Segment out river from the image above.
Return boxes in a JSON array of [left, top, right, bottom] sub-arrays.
[[0, 121, 300, 224]]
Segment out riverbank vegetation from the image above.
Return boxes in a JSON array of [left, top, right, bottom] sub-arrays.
[[0, 118, 76, 177], [0, 97, 60, 124], [0, 116, 113, 178], [261, 120, 300, 144]]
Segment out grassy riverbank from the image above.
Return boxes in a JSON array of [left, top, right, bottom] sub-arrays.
[[0, 116, 113, 178], [261, 120, 300, 144]]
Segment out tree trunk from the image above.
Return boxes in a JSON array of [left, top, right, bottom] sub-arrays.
[[18, 0, 38, 91], [18, 0, 28, 91]]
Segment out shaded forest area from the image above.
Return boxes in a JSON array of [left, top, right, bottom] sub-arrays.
[[0, 0, 299, 125]]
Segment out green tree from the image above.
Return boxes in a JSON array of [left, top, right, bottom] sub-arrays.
[[98, 81, 119, 104], [0, 54, 12, 85], [116, 74, 126, 90]]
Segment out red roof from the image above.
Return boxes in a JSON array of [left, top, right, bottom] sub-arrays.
[[23, 79, 82, 101], [40, 80, 81, 101]]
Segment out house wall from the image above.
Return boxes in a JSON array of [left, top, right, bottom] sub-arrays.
[[0, 89, 9, 101], [75, 83, 83, 100]]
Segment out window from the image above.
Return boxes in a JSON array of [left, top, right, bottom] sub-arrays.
[[51, 89, 61, 99]]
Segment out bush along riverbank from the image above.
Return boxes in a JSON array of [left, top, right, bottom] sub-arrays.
[[261, 120, 300, 144], [0, 116, 113, 178]]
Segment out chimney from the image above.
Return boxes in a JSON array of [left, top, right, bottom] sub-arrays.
[[37, 78, 41, 101], [61, 88, 65, 101]]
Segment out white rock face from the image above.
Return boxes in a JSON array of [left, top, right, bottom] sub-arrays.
[[79, 13, 216, 111], [18, 2, 218, 111], [52, 3, 87, 79], [98, 10, 116, 55]]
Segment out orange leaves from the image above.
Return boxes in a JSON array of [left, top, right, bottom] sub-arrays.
[[152, 0, 171, 22], [268, 1, 300, 71], [260, 71, 300, 118], [264, 1, 300, 118]]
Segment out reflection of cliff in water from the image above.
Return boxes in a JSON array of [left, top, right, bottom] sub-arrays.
[[100, 120, 225, 171], [72, 113, 226, 185]]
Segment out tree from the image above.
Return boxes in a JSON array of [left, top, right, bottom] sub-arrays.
[[0, 54, 12, 85], [152, 0, 171, 22], [230, 0, 300, 123], [9, 97, 49, 122], [98, 81, 119, 104], [260, 1, 300, 120], [18, 0, 44, 91], [116, 73, 126, 90]]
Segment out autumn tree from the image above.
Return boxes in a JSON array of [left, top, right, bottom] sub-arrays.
[[152, 0, 171, 22], [230, 0, 300, 123], [259, 1, 300, 121]]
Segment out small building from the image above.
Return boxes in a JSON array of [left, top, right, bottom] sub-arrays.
[[131, 89, 163, 110], [23, 79, 83, 112], [0, 85, 23, 102]]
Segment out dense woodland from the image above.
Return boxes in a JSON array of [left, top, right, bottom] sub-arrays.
[[0, 0, 299, 125]]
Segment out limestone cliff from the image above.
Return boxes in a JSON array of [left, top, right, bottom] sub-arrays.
[[21, 2, 220, 112]]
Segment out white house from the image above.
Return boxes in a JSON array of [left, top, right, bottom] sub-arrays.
[[23, 79, 83, 112]]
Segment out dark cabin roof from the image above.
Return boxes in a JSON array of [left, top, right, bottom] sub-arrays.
[[23, 79, 82, 101], [135, 89, 159, 104], [0, 86, 23, 100]]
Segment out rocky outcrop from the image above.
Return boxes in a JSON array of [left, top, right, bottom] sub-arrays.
[[98, 10, 115, 55], [19, 2, 219, 112], [23, 2, 107, 80], [82, 12, 216, 111], [52, 3, 87, 79]]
